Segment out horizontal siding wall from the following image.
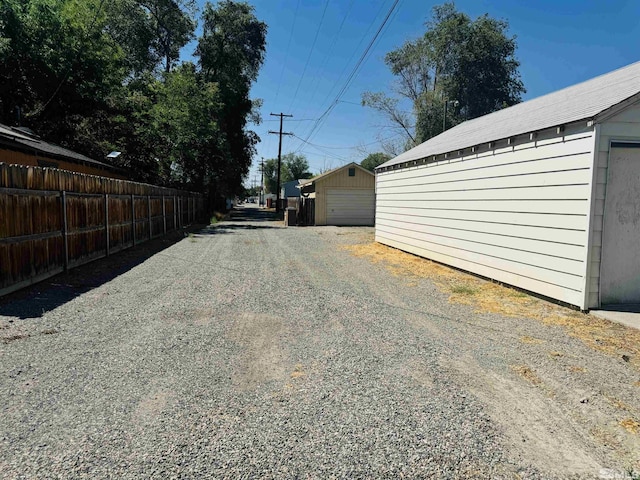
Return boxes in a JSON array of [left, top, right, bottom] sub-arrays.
[[375, 124, 595, 308], [315, 167, 375, 225], [588, 102, 640, 308]]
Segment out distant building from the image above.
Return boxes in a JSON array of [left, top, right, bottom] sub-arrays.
[[280, 179, 309, 199]]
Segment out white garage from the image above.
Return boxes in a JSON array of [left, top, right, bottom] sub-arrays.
[[299, 163, 375, 226], [375, 61, 640, 310]]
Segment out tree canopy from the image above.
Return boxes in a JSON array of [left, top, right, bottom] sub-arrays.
[[261, 153, 311, 193], [363, 2, 524, 148], [0, 0, 266, 200], [360, 152, 391, 171]]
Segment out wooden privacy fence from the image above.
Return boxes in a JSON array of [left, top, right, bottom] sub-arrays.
[[0, 163, 205, 296], [297, 197, 315, 226]]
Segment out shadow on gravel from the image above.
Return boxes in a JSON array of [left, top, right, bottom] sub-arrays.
[[227, 206, 282, 223], [198, 223, 282, 235], [0, 227, 205, 320], [197, 207, 283, 235]]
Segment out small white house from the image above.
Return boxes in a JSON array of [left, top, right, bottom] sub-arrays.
[[375, 61, 640, 310]]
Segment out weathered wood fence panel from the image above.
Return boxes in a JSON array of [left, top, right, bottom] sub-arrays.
[[297, 197, 315, 226], [0, 163, 204, 296]]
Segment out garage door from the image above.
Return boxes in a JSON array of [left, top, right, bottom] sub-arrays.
[[326, 189, 375, 226]]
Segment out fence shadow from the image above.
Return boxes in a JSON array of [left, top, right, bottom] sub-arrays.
[[0, 228, 200, 320]]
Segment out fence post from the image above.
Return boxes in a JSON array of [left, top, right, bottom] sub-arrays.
[[148, 195, 152, 240], [131, 194, 136, 246], [187, 196, 191, 224], [162, 195, 167, 234], [61, 191, 68, 271], [173, 195, 177, 230], [104, 193, 110, 257]]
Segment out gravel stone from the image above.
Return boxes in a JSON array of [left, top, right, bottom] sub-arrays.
[[0, 205, 638, 479]]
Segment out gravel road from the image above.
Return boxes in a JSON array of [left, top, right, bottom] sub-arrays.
[[1, 204, 639, 479]]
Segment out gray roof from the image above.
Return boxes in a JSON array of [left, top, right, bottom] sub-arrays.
[[0, 122, 118, 170], [379, 60, 640, 169]]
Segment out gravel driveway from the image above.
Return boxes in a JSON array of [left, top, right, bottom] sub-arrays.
[[1, 205, 639, 479]]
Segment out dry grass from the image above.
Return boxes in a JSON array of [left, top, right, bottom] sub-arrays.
[[290, 364, 305, 379], [620, 418, 640, 434], [549, 351, 564, 358], [568, 365, 586, 373], [511, 364, 543, 386], [344, 241, 640, 369]]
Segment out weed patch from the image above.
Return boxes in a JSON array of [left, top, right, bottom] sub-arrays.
[[620, 418, 640, 434], [511, 364, 543, 386]]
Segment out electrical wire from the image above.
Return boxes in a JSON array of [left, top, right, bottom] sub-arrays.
[[287, 0, 331, 112], [273, 0, 301, 104], [293, 0, 390, 146], [292, 131, 404, 150], [292, 0, 402, 153], [296, 0, 356, 120]]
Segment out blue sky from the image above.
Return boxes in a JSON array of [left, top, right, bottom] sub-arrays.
[[190, 0, 640, 184]]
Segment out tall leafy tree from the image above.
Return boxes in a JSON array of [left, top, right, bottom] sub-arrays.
[[262, 158, 278, 194], [363, 2, 524, 146], [0, 0, 266, 201], [360, 152, 391, 171], [195, 0, 267, 199], [282, 153, 311, 182]]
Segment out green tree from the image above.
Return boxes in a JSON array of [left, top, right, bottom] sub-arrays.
[[196, 0, 267, 198], [282, 153, 311, 182], [0, 0, 267, 200], [262, 158, 278, 194], [362, 2, 524, 145], [360, 152, 391, 171]]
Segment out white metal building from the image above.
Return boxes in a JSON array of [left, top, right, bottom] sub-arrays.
[[375, 61, 640, 310]]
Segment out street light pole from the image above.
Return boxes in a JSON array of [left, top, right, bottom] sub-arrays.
[[443, 99, 459, 133]]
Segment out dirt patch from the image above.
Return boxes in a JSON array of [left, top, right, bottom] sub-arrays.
[[520, 335, 544, 345], [511, 364, 543, 386], [133, 389, 174, 424], [228, 312, 287, 390], [344, 241, 640, 369], [444, 355, 603, 476]]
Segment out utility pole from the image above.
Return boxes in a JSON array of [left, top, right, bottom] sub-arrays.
[[269, 112, 293, 213], [260, 157, 265, 206]]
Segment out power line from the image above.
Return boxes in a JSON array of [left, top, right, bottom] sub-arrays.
[[273, 0, 301, 104], [294, 0, 390, 145], [287, 0, 331, 112], [292, 131, 404, 150], [292, 0, 402, 153], [296, 0, 356, 120]]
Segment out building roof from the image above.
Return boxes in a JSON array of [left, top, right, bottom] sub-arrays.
[[378, 60, 640, 170], [298, 162, 373, 186], [0, 122, 119, 171]]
